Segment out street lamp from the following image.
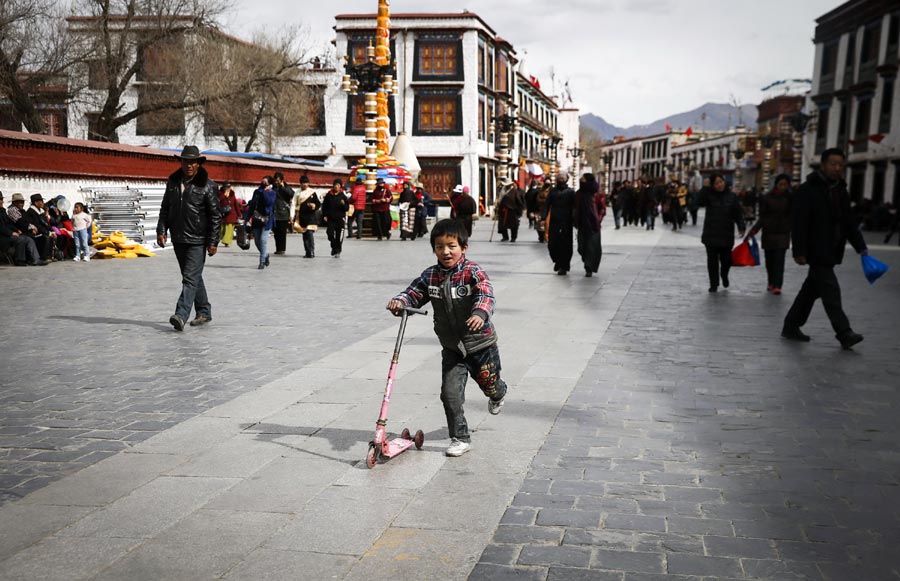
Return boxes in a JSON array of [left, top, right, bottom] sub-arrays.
[[602, 151, 613, 193], [568, 146, 585, 182], [790, 112, 812, 184], [758, 133, 778, 191], [733, 141, 746, 191], [492, 112, 519, 183], [543, 135, 562, 182]]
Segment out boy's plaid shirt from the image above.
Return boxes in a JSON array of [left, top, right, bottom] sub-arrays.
[[394, 256, 495, 319]]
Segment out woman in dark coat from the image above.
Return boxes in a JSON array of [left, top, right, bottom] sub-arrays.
[[544, 172, 576, 275], [747, 173, 792, 294], [574, 173, 605, 277], [698, 173, 745, 292], [245, 176, 276, 269]]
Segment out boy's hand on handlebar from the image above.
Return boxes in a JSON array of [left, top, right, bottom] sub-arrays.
[[466, 315, 484, 331], [386, 299, 405, 315]]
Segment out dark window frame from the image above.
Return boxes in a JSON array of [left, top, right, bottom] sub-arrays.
[[345, 93, 397, 136], [413, 35, 463, 82], [412, 90, 462, 136]]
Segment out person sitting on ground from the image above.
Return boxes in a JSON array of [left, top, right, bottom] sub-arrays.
[[25, 194, 58, 261], [1, 192, 45, 266], [387, 218, 508, 458]]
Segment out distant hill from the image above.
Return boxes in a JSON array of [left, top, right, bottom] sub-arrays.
[[581, 103, 759, 141]]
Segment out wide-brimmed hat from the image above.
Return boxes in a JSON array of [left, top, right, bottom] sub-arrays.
[[11, 193, 25, 203], [30, 193, 44, 203], [452, 184, 464, 194], [499, 177, 513, 186], [175, 145, 206, 162]]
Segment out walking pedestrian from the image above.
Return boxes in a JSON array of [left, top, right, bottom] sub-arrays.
[[497, 178, 525, 242], [452, 185, 477, 237], [782, 149, 868, 349], [292, 175, 321, 258], [609, 181, 622, 229], [398, 182, 417, 240], [322, 178, 349, 257], [156, 145, 221, 331], [272, 172, 294, 255], [688, 170, 703, 226], [746, 173, 792, 294], [218, 182, 239, 247], [574, 173, 605, 277], [525, 177, 542, 230], [246, 176, 276, 270], [535, 181, 551, 242], [348, 175, 366, 239], [544, 172, 576, 275], [371, 177, 393, 240], [883, 206, 900, 245], [71, 202, 92, 262], [386, 219, 508, 458], [698, 172, 745, 292]]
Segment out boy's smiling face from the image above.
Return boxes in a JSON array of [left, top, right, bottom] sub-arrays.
[[433, 234, 466, 268]]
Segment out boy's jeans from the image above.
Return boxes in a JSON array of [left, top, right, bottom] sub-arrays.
[[73, 229, 90, 257], [440, 344, 508, 443]]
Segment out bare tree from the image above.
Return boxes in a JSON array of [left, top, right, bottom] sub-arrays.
[[0, 0, 79, 133], [579, 125, 606, 178]]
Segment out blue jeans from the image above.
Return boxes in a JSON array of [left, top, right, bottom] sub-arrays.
[[73, 229, 90, 258], [252, 226, 270, 264], [172, 243, 210, 321], [440, 344, 507, 443]]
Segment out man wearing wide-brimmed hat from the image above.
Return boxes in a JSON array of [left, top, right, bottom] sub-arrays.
[[0, 192, 45, 266], [156, 145, 222, 331], [24, 193, 58, 261]]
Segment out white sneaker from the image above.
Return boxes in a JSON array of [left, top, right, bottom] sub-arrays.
[[84, 256, 90, 262], [488, 395, 505, 415], [73, 256, 81, 262], [445, 438, 471, 457]]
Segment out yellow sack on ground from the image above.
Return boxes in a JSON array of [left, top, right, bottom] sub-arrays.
[[108, 231, 128, 245], [114, 250, 138, 259], [95, 248, 117, 258], [93, 239, 115, 249], [116, 240, 139, 249], [133, 246, 156, 257]]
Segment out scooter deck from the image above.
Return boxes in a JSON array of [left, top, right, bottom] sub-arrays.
[[381, 437, 415, 458]]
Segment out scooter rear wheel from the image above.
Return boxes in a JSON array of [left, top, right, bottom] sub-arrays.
[[365, 443, 379, 469], [414, 429, 425, 449], [401, 428, 411, 440]]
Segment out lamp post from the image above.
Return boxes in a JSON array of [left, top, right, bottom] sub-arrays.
[[602, 151, 613, 194], [790, 112, 812, 184], [759, 133, 777, 192], [568, 146, 585, 183], [491, 112, 519, 183], [543, 135, 562, 182], [733, 141, 746, 192]]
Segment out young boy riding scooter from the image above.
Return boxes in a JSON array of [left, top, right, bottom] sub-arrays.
[[387, 219, 508, 457]]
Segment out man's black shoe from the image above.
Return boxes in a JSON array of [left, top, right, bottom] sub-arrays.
[[838, 331, 863, 350], [722, 274, 730, 288], [169, 315, 185, 332], [781, 327, 810, 342], [189, 315, 211, 327]]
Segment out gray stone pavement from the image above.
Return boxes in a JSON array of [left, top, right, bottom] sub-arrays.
[[0, 216, 898, 580]]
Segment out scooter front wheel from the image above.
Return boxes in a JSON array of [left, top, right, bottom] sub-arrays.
[[414, 429, 425, 449], [365, 443, 379, 469]]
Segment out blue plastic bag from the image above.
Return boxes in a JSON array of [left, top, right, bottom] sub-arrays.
[[748, 236, 760, 266], [861, 254, 889, 284]]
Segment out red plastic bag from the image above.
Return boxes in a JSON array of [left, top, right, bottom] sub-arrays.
[[732, 239, 755, 267]]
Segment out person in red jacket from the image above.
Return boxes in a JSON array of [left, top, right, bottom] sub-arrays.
[[371, 177, 393, 240], [348, 175, 367, 239]]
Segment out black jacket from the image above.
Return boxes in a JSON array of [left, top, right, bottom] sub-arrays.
[[156, 166, 222, 246], [544, 185, 576, 225], [698, 187, 745, 248], [750, 190, 792, 250], [321, 191, 348, 223], [792, 171, 866, 266], [274, 183, 294, 221], [25, 207, 52, 236]]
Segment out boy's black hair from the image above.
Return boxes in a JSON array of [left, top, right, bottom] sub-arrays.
[[332, 178, 343, 186], [430, 218, 469, 249], [273, 171, 285, 181], [820, 147, 846, 165]]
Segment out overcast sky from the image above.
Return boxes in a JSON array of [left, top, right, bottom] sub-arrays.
[[226, 0, 841, 127]]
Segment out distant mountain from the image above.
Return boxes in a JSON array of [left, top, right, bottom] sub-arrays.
[[581, 102, 759, 141]]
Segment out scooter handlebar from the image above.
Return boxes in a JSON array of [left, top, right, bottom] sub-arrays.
[[403, 306, 429, 316]]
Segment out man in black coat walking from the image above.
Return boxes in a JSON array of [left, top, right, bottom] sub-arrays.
[[782, 148, 867, 349], [156, 146, 222, 331]]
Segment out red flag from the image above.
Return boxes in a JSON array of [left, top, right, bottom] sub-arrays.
[[665, 123, 671, 131], [869, 134, 886, 143], [685, 126, 693, 137]]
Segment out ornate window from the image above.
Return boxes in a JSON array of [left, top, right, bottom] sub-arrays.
[[414, 90, 461, 135], [413, 34, 463, 81]]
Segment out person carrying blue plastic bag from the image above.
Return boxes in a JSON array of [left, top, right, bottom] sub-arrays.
[[861, 254, 889, 284], [782, 148, 869, 350]]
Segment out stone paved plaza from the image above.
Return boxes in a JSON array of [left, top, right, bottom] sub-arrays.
[[1, 217, 899, 580]]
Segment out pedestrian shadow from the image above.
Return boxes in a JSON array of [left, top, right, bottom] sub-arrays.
[[48, 315, 169, 331], [245, 423, 447, 466], [205, 264, 252, 269]]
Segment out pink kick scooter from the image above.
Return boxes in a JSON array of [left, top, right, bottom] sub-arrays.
[[366, 306, 427, 468]]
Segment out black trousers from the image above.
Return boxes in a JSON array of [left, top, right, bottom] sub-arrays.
[[273, 220, 289, 252], [326, 221, 344, 255], [705, 245, 731, 288], [302, 230, 315, 257], [784, 265, 851, 336], [764, 248, 787, 289], [440, 345, 507, 443], [373, 210, 391, 239]]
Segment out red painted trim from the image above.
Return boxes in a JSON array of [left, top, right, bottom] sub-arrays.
[[0, 130, 347, 189]]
